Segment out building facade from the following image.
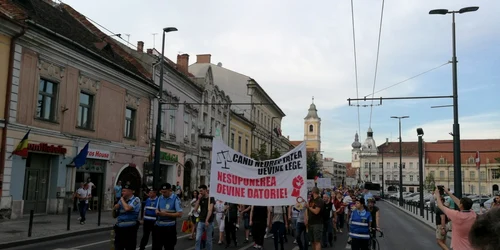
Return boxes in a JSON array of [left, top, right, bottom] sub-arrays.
[[189, 55, 289, 158], [425, 139, 500, 196], [352, 129, 421, 192], [322, 159, 347, 187], [0, 1, 156, 218], [229, 111, 254, 155]]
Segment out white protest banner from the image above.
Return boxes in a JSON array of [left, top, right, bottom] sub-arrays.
[[209, 138, 307, 206]]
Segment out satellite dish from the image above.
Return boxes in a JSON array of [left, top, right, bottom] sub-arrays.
[[217, 62, 222, 67]]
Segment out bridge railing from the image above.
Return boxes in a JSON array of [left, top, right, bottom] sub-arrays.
[[386, 196, 435, 225]]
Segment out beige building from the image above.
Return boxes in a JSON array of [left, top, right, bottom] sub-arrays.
[[304, 99, 321, 155]]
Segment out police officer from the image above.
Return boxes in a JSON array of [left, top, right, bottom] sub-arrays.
[[112, 183, 141, 250], [139, 188, 157, 250], [152, 183, 183, 250]]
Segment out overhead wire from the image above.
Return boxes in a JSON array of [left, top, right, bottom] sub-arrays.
[[368, 0, 386, 127], [350, 0, 361, 136], [363, 61, 451, 98]]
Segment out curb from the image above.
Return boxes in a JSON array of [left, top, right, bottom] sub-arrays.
[[0, 226, 113, 249], [382, 199, 451, 239]]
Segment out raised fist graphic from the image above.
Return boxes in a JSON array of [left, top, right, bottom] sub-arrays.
[[291, 175, 304, 197]]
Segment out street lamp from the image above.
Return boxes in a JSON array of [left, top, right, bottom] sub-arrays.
[[153, 27, 178, 190], [417, 128, 424, 217], [270, 117, 279, 157], [391, 115, 409, 206], [429, 6, 479, 199]]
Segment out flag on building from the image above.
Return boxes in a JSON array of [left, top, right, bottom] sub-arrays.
[[10, 130, 30, 158], [72, 142, 90, 168], [273, 127, 282, 137]]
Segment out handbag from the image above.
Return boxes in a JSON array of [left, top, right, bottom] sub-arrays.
[[181, 220, 190, 233]]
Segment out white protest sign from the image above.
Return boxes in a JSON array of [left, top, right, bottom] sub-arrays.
[[317, 178, 332, 189], [209, 138, 307, 206]]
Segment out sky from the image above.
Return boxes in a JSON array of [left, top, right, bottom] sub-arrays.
[[62, 0, 500, 162]]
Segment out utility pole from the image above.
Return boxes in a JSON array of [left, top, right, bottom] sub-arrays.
[[391, 116, 409, 206]]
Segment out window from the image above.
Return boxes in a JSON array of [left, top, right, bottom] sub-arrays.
[[37, 79, 58, 121], [402, 163, 406, 169], [309, 124, 313, 132], [386, 175, 390, 180], [379, 162, 383, 168], [371, 162, 376, 168], [238, 136, 242, 152], [160, 110, 166, 136], [77, 92, 93, 129], [449, 171, 454, 178], [439, 171, 445, 178], [393, 162, 397, 168], [480, 171, 486, 180], [245, 138, 249, 155], [492, 169, 500, 179], [379, 175, 382, 181], [386, 162, 390, 168], [230, 133, 235, 148], [470, 171, 475, 180], [409, 175, 414, 181], [430, 171, 435, 177], [168, 110, 176, 134], [409, 162, 414, 168], [372, 175, 375, 181], [191, 119, 196, 143], [124, 107, 136, 138], [183, 113, 190, 139], [364, 162, 368, 168], [403, 175, 406, 180]]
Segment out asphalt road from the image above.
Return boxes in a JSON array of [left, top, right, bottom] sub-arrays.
[[5, 219, 350, 250], [362, 201, 443, 250], [5, 201, 446, 250]]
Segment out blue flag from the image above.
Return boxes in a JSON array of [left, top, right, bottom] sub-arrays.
[[73, 142, 89, 168]]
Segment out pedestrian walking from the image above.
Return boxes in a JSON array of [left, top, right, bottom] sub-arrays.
[[112, 183, 141, 250], [139, 188, 157, 250], [152, 183, 182, 250]]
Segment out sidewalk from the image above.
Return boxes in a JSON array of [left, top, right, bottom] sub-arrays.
[[0, 206, 191, 248]]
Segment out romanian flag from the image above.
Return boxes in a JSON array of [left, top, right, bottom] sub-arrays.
[[11, 130, 30, 158]]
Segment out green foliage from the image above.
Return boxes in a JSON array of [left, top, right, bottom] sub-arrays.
[[251, 143, 269, 161], [424, 173, 435, 191], [271, 148, 281, 159], [307, 152, 320, 179], [495, 157, 500, 163]]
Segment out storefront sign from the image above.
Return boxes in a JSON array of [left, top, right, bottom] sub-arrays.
[[210, 138, 307, 206], [28, 143, 67, 154], [160, 152, 178, 163], [85, 149, 111, 160]]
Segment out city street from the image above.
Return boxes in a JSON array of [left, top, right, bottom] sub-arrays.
[[4, 201, 447, 250]]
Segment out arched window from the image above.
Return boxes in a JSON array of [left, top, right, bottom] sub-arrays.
[[309, 124, 314, 132]]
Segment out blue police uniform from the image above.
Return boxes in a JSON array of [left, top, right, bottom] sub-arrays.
[[139, 196, 157, 250], [114, 194, 141, 250], [152, 192, 182, 250], [349, 208, 372, 249]]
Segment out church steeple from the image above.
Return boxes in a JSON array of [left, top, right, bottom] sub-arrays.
[[304, 97, 321, 153], [352, 132, 361, 149], [305, 96, 319, 119]]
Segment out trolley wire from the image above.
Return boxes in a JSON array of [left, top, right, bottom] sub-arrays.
[[350, 0, 361, 137], [368, 0, 386, 127]]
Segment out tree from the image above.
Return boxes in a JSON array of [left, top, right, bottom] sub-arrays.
[[424, 173, 435, 191], [307, 152, 320, 179], [251, 143, 269, 161], [271, 148, 281, 159]]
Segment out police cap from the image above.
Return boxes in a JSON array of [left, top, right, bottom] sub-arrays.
[[160, 183, 172, 190], [122, 183, 134, 190]]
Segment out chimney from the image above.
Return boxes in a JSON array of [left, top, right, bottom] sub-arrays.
[[146, 49, 153, 55], [177, 54, 190, 75], [386, 138, 389, 144], [137, 41, 144, 53], [196, 54, 211, 64]]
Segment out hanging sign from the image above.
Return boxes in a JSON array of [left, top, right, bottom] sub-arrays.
[[209, 138, 307, 206]]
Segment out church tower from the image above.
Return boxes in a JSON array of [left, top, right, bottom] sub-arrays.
[[304, 97, 321, 153], [351, 132, 362, 169]]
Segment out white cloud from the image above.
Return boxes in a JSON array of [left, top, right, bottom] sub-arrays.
[[59, 0, 500, 165]]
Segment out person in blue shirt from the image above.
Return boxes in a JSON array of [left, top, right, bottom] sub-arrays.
[[139, 188, 157, 250], [112, 183, 141, 250], [362, 188, 373, 206], [114, 181, 122, 204], [152, 183, 182, 250], [349, 198, 372, 250]]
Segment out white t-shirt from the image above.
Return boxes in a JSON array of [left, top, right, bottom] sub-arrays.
[[77, 188, 91, 204], [87, 182, 95, 190], [342, 196, 352, 214]]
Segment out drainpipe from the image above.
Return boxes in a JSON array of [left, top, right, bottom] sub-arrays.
[[0, 27, 26, 197]]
